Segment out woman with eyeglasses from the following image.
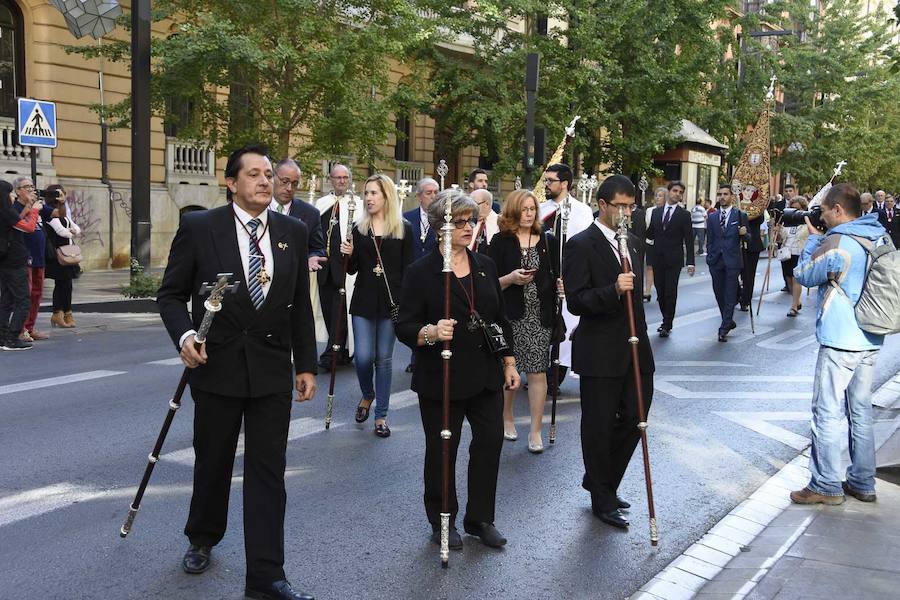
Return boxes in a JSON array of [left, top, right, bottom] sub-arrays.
[[340, 174, 413, 438], [489, 190, 560, 453], [396, 188, 519, 550]]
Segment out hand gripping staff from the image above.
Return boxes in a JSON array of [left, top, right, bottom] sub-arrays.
[[120, 274, 239, 538], [548, 195, 570, 445], [438, 192, 454, 567], [325, 188, 357, 429], [614, 211, 659, 546]]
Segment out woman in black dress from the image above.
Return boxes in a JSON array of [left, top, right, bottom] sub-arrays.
[[490, 190, 559, 453], [341, 174, 414, 438], [396, 188, 520, 550]]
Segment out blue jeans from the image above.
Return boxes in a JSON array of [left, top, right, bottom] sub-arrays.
[[808, 345, 879, 496], [351, 316, 396, 421]]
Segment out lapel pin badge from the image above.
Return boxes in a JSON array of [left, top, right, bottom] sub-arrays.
[[278, 241, 288, 251]]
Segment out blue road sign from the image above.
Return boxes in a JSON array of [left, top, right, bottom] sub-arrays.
[[17, 98, 58, 148]]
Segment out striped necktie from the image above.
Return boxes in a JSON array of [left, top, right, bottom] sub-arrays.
[[720, 210, 727, 231], [247, 218, 264, 310]]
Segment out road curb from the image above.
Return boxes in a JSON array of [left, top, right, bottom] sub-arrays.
[[630, 371, 900, 600]]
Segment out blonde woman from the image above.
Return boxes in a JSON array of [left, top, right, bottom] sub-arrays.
[[341, 174, 414, 437], [643, 187, 667, 302]]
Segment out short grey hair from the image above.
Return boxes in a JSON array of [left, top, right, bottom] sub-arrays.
[[427, 189, 478, 233], [860, 192, 873, 202], [13, 176, 32, 190], [415, 177, 439, 195], [274, 158, 301, 173]]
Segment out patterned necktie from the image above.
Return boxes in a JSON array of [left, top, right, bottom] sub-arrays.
[[663, 206, 672, 228], [247, 218, 264, 310], [720, 210, 727, 231], [421, 216, 429, 243], [277, 203, 284, 214]]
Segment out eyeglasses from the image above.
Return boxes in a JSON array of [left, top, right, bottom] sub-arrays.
[[543, 178, 560, 184], [277, 176, 300, 188], [18, 185, 35, 190], [452, 218, 478, 229]]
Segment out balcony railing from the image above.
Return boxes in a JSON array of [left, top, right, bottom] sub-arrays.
[[395, 161, 425, 186], [0, 117, 53, 168], [166, 138, 215, 179]]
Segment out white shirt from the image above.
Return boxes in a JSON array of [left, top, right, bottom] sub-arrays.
[[594, 219, 622, 266], [178, 203, 274, 350]]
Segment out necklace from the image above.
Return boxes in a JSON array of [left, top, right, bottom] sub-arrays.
[[233, 208, 271, 286]]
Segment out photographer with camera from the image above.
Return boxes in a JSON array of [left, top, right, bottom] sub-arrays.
[[0, 180, 39, 350], [12, 177, 54, 342], [43, 184, 80, 329], [790, 183, 887, 506]]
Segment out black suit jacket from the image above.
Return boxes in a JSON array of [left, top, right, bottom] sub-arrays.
[[347, 222, 415, 319], [287, 199, 325, 257], [403, 206, 437, 261], [157, 205, 317, 398], [562, 225, 654, 378], [319, 198, 346, 286], [646, 204, 694, 268], [488, 232, 558, 327], [396, 248, 513, 400], [878, 208, 900, 246], [745, 214, 765, 254]]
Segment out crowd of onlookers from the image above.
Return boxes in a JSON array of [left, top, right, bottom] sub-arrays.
[[0, 177, 80, 351]]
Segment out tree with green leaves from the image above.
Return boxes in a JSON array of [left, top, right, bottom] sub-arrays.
[[70, 0, 437, 166], [765, 0, 900, 191]]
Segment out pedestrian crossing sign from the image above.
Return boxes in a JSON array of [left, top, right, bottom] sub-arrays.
[[17, 98, 58, 148]]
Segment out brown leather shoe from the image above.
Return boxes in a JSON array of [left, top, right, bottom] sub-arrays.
[[29, 329, 49, 340], [50, 311, 67, 328], [790, 487, 844, 505], [63, 311, 77, 327], [842, 481, 876, 502]]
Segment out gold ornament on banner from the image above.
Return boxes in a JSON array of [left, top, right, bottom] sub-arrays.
[[731, 75, 776, 220]]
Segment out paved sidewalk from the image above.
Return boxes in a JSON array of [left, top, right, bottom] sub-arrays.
[[38, 268, 161, 312], [633, 377, 900, 600]]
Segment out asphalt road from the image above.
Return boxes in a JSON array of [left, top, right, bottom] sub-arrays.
[[2, 257, 898, 600]]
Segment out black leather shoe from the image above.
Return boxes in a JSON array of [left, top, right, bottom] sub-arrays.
[[656, 325, 664, 332], [593, 508, 629, 529], [316, 359, 332, 373], [463, 521, 507, 548], [728, 321, 737, 331], [739, 305, 749, 312], [355, 399, 371, 423], [182, 544, 211, 574], [245, 580, 314, 600], [659, 328, 670, 338], [374, 422, 391, 438], [616, 496, 631, 510], [405, 363, 414, 373], [430, 527, 463, 550], [718, 333, 728, 342]]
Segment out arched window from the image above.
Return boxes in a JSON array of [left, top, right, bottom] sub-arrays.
[[0, 0, 25, 118]]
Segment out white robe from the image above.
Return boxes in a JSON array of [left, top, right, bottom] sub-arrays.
[[314, 192, 358, 354], [468, 210, 500, 251], [540, 195, 594, 369]]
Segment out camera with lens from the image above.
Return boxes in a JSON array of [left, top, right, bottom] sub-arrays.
[[774, 204, 826, 232], [37, 189, 63, 205]]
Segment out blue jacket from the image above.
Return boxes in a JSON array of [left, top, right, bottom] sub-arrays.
[[705, 207, 749, 271], [403, 206, 436, 261], [794, 212, 886, 351]]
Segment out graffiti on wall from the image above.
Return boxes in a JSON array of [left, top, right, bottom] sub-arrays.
[[66, 189, 103, 248]]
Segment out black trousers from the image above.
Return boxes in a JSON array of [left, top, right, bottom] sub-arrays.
[[653, 263, 682, 329], [710, 265, 741, 333], [52, 277, 73, 311], [418, 389, 503, 529], [580, 367, 654, 513], [0, 265, 30, 339], [739, 250, 760, 307], [185, 388, 291, 588], [318, 279, 348, 361]]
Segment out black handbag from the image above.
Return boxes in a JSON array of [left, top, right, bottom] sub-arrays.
[[551, 311, 567, 345], [370, 230, 400, 323]]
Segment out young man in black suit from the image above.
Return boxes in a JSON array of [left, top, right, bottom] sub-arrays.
[[645, 180, 695, 336], [157, 144, 318, 600], [563, 174, 655, 530], [270, 158, 326, 270], [706, 185, 749, 342]]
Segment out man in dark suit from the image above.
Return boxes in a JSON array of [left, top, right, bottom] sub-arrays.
[[738, 211, 765, 311], [271, 158, 326, 269], [403, 177, 439, 262], [401, 177, 439, 373], [645, 180, 695, 336], [157, 144, 318, 600], [878, 195, 899, 247], [563, 174, 654, 530], [468, 168, 501, 213], [316, 164, 353, 370], [706, 185, 749, 342]]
